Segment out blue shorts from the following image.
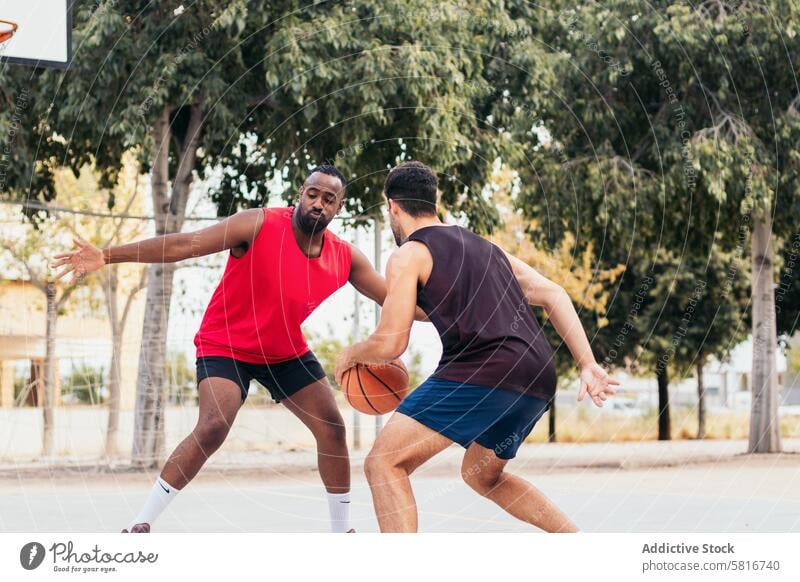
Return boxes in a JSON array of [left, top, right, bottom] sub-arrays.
[[395, 377, 551, 460]]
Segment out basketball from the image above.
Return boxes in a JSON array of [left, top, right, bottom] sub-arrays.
[[342, 359, 410, 415]]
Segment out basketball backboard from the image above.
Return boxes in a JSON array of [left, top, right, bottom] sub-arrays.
[[0, 0, 71, 69]]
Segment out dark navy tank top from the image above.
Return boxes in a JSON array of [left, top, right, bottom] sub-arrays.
[[406, 225, 557, 400]]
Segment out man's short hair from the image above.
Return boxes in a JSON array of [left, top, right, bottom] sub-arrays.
[[309, 164, 347, 190], [383, 161, 438, 217]]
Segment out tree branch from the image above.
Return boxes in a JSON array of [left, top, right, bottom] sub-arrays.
[[0, 242, 47, 292], [789, 93, 800, 116], [120, 267, 148, 330], [55, 282, 79, 310], [168, 99, 205, 232]]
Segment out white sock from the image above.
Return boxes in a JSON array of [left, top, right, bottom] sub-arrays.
[[131, 477, 179, 528], [326, 491, 351, 533]]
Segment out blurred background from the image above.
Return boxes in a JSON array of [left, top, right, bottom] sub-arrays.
[[0, 0, 798, 469]]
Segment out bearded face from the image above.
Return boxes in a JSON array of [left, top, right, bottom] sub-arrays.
[[296, 172, 345, 234]]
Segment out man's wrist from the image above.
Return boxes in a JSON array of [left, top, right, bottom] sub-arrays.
[[342, 345, 361, 368], [101, 249, 110, 265]]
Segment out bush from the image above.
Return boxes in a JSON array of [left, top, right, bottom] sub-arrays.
[[62, 364, 106, 405]]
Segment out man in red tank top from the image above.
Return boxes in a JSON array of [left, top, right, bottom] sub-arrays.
[[53, 166, 389, 533]]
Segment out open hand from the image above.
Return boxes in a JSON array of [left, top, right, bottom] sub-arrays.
[[578, 362, 620, 408], [52, 237, 105, 284]]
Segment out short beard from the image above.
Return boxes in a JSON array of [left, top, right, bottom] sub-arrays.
[[296, 209, 329, 235], [390, 220, 405, 246]]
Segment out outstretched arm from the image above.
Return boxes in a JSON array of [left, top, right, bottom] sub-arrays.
[[502, 249, 619, 407], [52, 208, 264, 284], [335, 244, 421, 384]]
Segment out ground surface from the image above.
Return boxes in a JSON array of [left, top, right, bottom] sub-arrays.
[[2, 441, 799, 533]]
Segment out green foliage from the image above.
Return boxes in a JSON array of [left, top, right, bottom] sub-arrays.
[[635, 248, 751, 375], [2, 0, 797, 375], [509, 1, 799, 373], [13, 370, 29, 404], [404, 349, 425, 389], [166, 351, 197, 405], [789, 343, 800, 375], [307, 328, 348, 388], [0, 0, 546, 233], [776, 235, 800, 339], [62, 363, 106, 405]]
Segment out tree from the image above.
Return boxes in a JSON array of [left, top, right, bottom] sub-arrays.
[[635, 250, 750, 439], [682, 252, 750, 439], [505, 1, 799, 446], [489, 165, 625, 441], [62, 363, 107, 405], [0, 211, 85, 455], [165, 351, 197, 405], [1, 1, 524, 467], [789, 338, 800, 376], [776, 235, 800, 341], [52, 152, 149, 457]]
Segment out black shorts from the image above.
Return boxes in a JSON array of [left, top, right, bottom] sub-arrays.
[[195, 352, 327, 403]]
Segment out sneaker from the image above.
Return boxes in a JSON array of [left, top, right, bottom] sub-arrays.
[[121, 523, 151, 533]]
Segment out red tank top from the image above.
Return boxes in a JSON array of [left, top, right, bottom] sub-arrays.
[[194, 207, 353, 364]]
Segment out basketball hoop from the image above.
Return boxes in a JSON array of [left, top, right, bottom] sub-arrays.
[[0, 19, 18, 44], [0, 2, 71, 69]]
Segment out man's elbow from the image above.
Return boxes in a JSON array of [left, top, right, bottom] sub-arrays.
[[541, 285, 570, 311]]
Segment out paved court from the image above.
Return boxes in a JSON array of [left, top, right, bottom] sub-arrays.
[[1, 456, 799, 533]]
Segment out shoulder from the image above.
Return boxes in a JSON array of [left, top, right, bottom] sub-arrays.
[[347, 242, 368, 268], [223, 207, 266, 235], [262, 206, 292, 222], [249, 207, 291, 237], [390, 240, 431, 269]]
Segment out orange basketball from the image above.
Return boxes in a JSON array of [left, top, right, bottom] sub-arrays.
[[342, 359, 410, 415]]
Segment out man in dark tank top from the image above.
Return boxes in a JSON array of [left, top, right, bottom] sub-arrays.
[[335, 161, 619, 533]]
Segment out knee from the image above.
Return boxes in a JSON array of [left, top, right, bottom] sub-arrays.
[[312, 413, 347, 447], [364, 450, 383, 482], [193, 417, 231, 451], [461, 463, 503, 496], [364, 449, 399, 483]]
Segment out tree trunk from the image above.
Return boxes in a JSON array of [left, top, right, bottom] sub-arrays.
[[132, 263, 176, 467], [132, 103, 203, 468], [656, 360, 671, 441], [42, 282, 57, 456], [106, 325, 123, 458], [105, 266, 146, 460], [104, 267, 121, 458], [749, 216, 782, 453], [548, 397, 556, 443], [696, 357, 706, 440]]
